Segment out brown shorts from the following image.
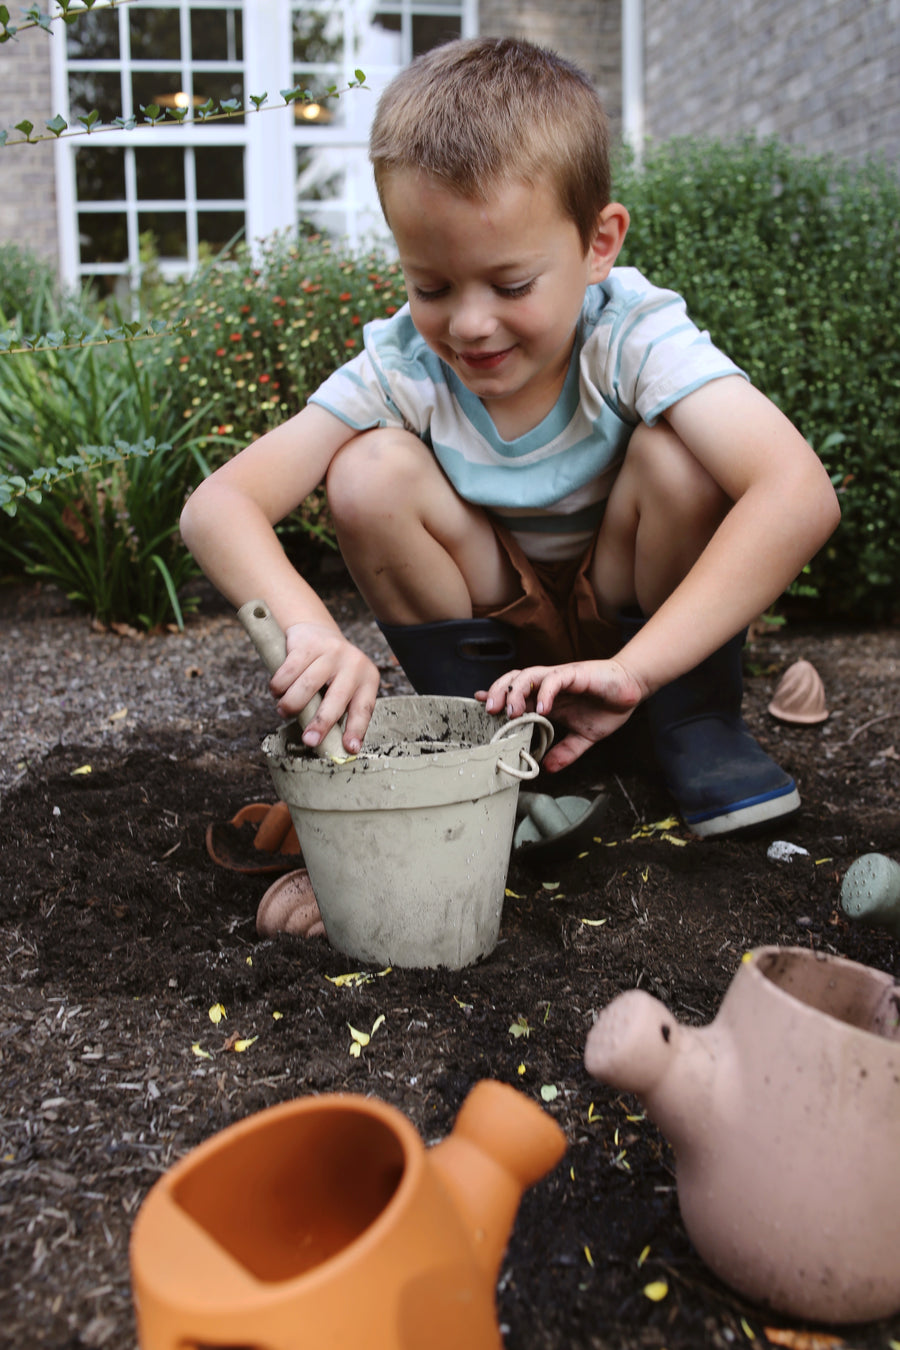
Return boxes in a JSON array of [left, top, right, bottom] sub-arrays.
[[472, 521, 619, 667]]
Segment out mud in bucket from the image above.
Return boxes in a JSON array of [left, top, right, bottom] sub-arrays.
[[261, 697, 552, 970]]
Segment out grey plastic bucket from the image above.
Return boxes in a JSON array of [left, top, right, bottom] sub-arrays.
[[261, 697, 552, 970]]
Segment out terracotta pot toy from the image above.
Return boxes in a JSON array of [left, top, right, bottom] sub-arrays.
[[130, 1080, 566, 1350], [584, 945, 900, 1322]]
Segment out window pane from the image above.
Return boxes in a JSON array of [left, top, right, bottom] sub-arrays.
[[191, 7, 243, 62], [412, 14, 461, 57], [194, 71, 245, 121], [292, 74, 344, 128], [135, 147, 185, 201], [69, 72, 122, 126], [133, 71, 183, 116], [369, 12, 403, 62], [197, 210, 246, 255], [67, 9, 119, 60], [139, 211, 188, 260], [297, 146, 346, 202], [292, 3, 343, 63], [130, 8, 182, 61], [79, 213, 128, 265], [195, 146, 245, 200], [75, 146, 126, 202]]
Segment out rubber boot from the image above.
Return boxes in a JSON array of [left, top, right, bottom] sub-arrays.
[[620, 613, 800, 837], [376, 617, 519, 697]]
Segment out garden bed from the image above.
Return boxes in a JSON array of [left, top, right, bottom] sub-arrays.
[[1, 571, 898, 1349]]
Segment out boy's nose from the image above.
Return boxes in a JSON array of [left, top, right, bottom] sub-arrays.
[[448, 292, 497, 343]]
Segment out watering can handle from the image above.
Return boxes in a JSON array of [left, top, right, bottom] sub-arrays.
[[236, 600, 349, 762], [491, 714, 554, 781]]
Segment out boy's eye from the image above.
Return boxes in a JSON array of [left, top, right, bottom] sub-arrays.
[[411, 285, 448, 301], [495, 280, 536, 299]]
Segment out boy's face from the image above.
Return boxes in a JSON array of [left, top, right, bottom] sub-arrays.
[[382, 169, 624, 435]]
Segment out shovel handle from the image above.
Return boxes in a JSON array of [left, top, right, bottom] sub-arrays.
[[237, 600, 349, 762]]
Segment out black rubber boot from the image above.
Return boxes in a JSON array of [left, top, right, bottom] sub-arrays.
[[376, 617, 519, 697], [620, 613, 800, 837]]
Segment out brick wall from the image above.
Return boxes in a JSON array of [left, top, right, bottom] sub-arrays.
[[480, 0, 623, 135], [643, 0, 900, 168], [0, 32, 58, 264]]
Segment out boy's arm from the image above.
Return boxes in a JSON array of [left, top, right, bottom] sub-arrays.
[[485, 377, 841, 770], [180, 403, 380, 754], [618, 375, 841, 693]]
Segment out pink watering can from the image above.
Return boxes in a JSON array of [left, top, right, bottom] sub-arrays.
[[585, 945, 900, 1322]]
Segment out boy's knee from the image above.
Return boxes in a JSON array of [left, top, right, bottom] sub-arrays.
[[326, 427, 420, 524], [625, 421, 729, 518]]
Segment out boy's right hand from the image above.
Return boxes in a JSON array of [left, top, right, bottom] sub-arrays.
[[269, 622, 381, 756]]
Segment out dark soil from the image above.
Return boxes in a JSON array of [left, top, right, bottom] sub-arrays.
[[1, 577, 899, 1350]]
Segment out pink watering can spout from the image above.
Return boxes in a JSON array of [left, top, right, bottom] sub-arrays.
[[584, 987, 718, 1155]]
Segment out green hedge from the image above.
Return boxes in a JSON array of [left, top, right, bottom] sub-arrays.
[[614, 136, 900, 620]]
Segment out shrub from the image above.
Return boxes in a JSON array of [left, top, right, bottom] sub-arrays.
[[156, 232, 406, 551], [615, 136, 900, 621], [0, 314, 208, 629]]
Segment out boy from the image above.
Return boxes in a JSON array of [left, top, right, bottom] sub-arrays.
[[181, 37, 840, 839]]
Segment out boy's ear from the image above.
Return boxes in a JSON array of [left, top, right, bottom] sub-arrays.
[[587, 202, 630, 282]]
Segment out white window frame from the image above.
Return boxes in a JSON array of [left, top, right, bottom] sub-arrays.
[[52, 0, 477, 290]]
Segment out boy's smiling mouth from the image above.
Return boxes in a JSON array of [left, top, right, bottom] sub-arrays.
[[457, 346, 515, 371]]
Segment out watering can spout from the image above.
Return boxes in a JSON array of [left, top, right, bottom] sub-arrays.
[[427, 1081, 566, 1280], [584, 989, 714, 1146]]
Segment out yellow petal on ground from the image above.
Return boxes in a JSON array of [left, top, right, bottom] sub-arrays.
[[371, 1014, 385, 1035], [583, 1246, 594, 1267], [245, 956, 252, 966], [517, 1063, 526, 1075], [349, 1041, 362, 1058], [208, 1003, 226, 1024], [348, 1024, 370, 1047], [272, 1011, 283, 1020], [581, 917, 608, 927], [660, 832, 688, 847], [326, 971, 365, 988], [505, 888, 524, 898], [109, 707, 128, 722], [587, 1101, 599, 1122], [740, 1319, 756, 1341], [540, 1084, 558, 1102], [541, 881, 560, 890], [71, 764, 92, 776], [637, 1244, 651, 1266], [191, 1043, 211, 1059], [232, 1036, 258, 1052], [643, 1280, 668, 1301]]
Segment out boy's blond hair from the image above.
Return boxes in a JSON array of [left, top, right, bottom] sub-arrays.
[[370, 37, 612, 253]]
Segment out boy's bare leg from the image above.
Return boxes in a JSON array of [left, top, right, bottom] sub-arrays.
[[326, 427, 520, 622], [591, 420, 730, 618], [588, 421, 798, 836]]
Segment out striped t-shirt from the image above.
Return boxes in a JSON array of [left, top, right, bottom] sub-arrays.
[[310, 266, 744, 562]]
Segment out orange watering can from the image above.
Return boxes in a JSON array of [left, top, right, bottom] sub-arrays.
[[130, 1080, 566, 1350]]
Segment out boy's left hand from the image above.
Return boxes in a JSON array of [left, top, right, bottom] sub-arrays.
[[480, 659, 646, 773]]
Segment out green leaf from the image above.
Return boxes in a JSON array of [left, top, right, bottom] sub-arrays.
[[14, 120, 34, 139], [45, 114, 68, 138]]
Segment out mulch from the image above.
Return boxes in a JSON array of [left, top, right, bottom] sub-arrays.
[[1, 572, 898, 1349]]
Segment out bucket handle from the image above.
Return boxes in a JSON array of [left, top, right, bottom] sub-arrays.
[[491, 714, 555, 781]]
